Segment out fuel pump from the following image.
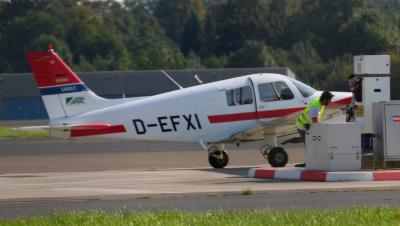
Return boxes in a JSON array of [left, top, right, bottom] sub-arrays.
[[353, 55, 391, 152]]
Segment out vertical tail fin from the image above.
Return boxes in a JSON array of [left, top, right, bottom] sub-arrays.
[[25, 46, 118, 119]]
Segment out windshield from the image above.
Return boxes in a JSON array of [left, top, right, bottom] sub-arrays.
[[289, 78, 317, 98]]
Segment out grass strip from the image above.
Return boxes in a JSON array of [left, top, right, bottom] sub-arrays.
[[0, 126, 49, 139], [1, 207, 399, 226]]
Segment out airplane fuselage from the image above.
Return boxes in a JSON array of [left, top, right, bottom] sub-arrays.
[[25, 48, 353, 168], [52, 73, 344, 143]]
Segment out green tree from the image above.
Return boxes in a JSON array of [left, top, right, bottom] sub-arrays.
[[154, 0, 206, 44], [27, 34, 73, 65], [319, 55, 353, 92], [227, 41, 276, 68], [341, 11, 400, 55], [64, 3, 131, 71], [0, 0, 399, 86], [125, 8, 199, 69], [289, 0, 368, 59], [0, 0, 82, 72], [290, 39, 322, 66], [202, 4, 218, 56], [264, 0, 300, 47], [202, 55, 229, 68], [181, 12, 202, 56], [206, 0, 270, 55], [124, 0, 158, 12]]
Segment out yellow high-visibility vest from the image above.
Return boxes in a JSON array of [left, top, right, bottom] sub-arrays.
[[296, 98, 325, 129]]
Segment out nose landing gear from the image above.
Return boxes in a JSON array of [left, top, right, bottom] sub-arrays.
[[260, 144, 288, 167]]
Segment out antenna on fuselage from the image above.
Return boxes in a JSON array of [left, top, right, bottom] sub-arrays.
[[161, 70, 184, 90], [194, 75, 203, 84], [118, 72, 126, 103]]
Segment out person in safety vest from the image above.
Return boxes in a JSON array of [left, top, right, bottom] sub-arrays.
[[296, 91, 334, 142], [282, 91, 334, 145]]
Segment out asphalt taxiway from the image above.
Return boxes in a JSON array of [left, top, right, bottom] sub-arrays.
[[2, 130, 400, 218], [0, 139, 304, 173]]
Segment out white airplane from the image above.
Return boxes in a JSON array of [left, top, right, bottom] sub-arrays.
[[23, 46, 352, 168]]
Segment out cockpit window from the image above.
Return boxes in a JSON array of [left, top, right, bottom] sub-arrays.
[[289, 78, 317, 98], [258, 81, 294, 101], [226, 89, 235, 106], [273, 81, 294, 100], [274, 81, 294, 100], [226, 86, 254, 106], [258, 83, 279, 102]]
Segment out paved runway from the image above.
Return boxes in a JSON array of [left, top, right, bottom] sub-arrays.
[[0, 139, 304, 174]]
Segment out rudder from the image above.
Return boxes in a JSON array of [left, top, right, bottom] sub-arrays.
[[26, 46, 119, 119]]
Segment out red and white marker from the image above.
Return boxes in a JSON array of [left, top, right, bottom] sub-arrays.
[[248, 168, 400, 182]]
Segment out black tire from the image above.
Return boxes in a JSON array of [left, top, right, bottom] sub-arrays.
[[267, 147, 288, 167], [208, 150, 229, 168]]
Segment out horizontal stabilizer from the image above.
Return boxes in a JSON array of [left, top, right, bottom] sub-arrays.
[[14, 123, 112, 131], [12, 126, 50, 132], [14, 123, 125, 139]]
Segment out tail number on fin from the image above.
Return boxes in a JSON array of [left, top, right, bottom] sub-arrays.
[[132, 114, 202, 135]]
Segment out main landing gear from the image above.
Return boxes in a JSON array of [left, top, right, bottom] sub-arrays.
[[260, 144, 288, 167], [206, 141, 288, 169], [208, 144, 229, 169]]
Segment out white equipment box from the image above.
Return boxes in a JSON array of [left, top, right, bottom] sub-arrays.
[[372, 101, 400, 161], [354, 55, 390, 75], [306, 123, 362, 171]]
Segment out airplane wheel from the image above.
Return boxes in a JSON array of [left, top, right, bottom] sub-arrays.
[[268, 147, 288, 167], [208, 149, 229, 169], [260, 144, 271, 159]]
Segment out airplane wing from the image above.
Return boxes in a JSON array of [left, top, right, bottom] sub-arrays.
[[218, 108, 344, 143]]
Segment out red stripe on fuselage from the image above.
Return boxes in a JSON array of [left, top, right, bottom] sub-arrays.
[[208, 107, 305, 124], [331, 96, 352, 105], [70, 125, 126, 137], [208, 112, 258, 123], [257, 107, 304, 119], [207, 96, 352, 124], [72, 124, 112, 130]]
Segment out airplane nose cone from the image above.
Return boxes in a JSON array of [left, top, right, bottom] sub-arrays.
[[330, 92, 353, 105]]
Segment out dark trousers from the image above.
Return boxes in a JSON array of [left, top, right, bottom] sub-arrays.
[[297, 129, 305, 143]]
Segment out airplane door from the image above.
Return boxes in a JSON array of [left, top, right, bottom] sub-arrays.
[[250, 75, 303, 123]]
